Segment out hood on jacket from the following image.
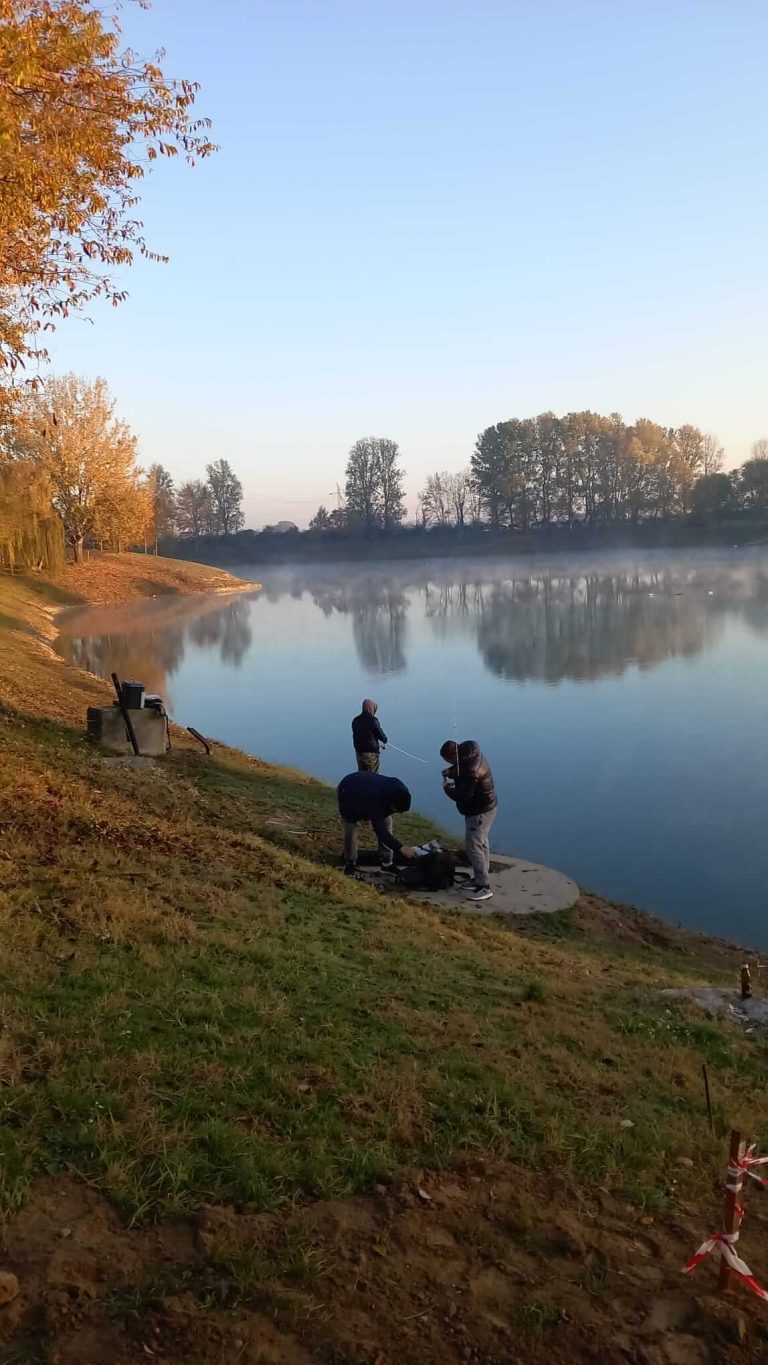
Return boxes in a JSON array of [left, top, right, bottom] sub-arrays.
[[457, 740, 481, 770], [440, 740, 458, 763], [362, 699, 378, 715]]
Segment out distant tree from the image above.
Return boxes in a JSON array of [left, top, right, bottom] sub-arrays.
[[419, 472, 451, 527], [176, 479, 215, 537], [309, 505, 331, 531], [206, 459, 244, 534], [0, 0, 214, 387], [740, 458, 768, 515], [345, 438, 381, 532], [702, 434, 724, 477], [377, 438, 406, 529], [145, 463, 176, 552], [16, 374, 141, 562], [345, 436, 405, 533], [751, 438, 768, 462], [690, 473, 736, 523]]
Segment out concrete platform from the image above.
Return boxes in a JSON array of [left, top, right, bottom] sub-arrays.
[[362, 851, 580, 918]]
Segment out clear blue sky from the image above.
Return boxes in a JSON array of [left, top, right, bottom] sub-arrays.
[[48, 0, 768, 526]]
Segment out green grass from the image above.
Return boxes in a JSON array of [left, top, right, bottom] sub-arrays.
[[1, 570, 767, 1225]]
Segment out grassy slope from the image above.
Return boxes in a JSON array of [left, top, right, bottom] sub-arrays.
[[1, 559, 767, 1236]]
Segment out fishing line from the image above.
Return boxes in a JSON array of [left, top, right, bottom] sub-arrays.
[[385, 741, 430, 765]]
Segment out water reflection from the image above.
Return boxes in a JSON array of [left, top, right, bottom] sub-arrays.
[[56, 555, 768, 691], [57, 594, 254, 699]]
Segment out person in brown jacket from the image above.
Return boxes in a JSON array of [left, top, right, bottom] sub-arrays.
[[440, 739, 497, 901]]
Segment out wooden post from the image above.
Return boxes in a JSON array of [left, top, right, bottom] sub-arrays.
[[720, 1129, 745, 1291], [741, 965, 752, 1000], [702, 1063, 714, 1135]]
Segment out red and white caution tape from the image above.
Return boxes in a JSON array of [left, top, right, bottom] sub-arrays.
[[684, 1226, 768, 1303], [727, 1145, 768, 1192]]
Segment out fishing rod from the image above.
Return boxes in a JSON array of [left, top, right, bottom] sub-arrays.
[[385, 741, 430, 765]]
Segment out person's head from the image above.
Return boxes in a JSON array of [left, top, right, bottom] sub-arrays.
[[440, 740, 458, 764], [362, 698, 378, 715], [390, 785, 412, 814], [458, 740, 481, 770]]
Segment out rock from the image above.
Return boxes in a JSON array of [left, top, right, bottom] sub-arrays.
[[676, 1157, 694, 1169], [0, 1271, 19, 1305]]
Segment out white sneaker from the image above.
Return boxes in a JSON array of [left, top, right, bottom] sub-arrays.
[[464, 886, 493, 902]]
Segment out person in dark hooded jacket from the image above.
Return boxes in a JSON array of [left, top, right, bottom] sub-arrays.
[[440, 740, 497, 901], [352, 699, 388, 772], [337, 771, 416, 873]]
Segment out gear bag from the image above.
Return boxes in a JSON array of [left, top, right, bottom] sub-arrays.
[[397, 849, 456, 892]]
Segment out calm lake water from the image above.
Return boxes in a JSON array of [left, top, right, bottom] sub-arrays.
[[56, 551, 768, 944]]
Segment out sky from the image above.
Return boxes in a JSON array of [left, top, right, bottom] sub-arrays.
[[47, 0, 768, 527]]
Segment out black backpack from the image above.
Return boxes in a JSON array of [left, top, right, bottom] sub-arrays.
[[397, 849, 456, 892]]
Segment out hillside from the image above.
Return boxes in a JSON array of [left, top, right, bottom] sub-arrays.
[[1, 559, 768, 1364]]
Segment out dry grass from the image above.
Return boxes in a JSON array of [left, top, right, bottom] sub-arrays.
[[1, 566, 768, 1228]]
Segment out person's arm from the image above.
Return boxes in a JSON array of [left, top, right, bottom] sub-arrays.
[[371, 815, 402, 855], [442, 781, 457, 802], [373, 718, 388, 745]]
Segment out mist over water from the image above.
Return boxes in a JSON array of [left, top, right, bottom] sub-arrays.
[[56, 550, 768, 944]]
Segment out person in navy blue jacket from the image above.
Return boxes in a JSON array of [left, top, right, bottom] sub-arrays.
[[337, 771, 417, 872]]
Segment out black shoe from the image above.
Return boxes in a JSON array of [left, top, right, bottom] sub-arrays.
[[344, 862, 358, 877]]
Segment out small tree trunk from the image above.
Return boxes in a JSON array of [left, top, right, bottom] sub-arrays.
[[73, 537, 85, 565]]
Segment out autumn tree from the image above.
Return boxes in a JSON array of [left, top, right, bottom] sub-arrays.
[[0, 0, 214, 385], [145, 462, 175, 551], [0, 458, 64, 570], [206, 458, 244, 534], [175, 479, 214, 537], [16, 373, 142, 561]]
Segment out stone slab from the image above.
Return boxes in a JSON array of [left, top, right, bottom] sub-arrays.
[[359, 851, 579, 917]]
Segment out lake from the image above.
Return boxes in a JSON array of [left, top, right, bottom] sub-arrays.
[[55, 550, 768, 944]]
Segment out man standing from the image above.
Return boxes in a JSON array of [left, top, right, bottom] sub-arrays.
[[337, 770, 416, 873], [440, 739, 497, 901], [352, 699, 388, 772]]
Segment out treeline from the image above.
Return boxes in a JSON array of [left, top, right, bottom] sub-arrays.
[[303, 418, 768, 539]]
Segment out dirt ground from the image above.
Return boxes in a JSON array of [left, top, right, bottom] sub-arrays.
[[3, 1156, 768, 1365]]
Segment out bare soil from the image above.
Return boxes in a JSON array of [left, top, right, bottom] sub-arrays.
[[3, 1159, 768, 1365]]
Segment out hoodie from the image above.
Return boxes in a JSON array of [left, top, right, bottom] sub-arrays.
[[352, 699, 388, 754]]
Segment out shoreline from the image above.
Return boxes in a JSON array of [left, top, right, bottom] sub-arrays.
[[29, 552, 757, 959], [4, 551, 768, 1363]]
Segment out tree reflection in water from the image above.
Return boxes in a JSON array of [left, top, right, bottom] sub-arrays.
[[55, 555, 768, 689], [57, 595, 253, 701]]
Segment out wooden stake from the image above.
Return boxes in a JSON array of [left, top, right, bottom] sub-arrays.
[[720, 1129, 745, 1291], [741, 964, 752, 1000], [702, 1063, 714, 1135]]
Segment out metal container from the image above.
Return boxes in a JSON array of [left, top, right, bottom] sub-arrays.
[[121, 680, 145, 710]]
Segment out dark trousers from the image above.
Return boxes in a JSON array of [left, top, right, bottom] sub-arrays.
[[356, 750, 380, 773]]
